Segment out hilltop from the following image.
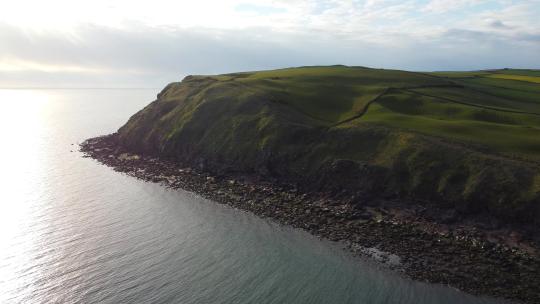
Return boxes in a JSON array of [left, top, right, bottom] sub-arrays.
[[116, 66, 540, 223]]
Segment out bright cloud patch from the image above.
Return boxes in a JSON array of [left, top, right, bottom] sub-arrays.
[[0, 0, 538, 87]]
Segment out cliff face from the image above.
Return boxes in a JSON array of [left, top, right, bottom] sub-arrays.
[[117, 66, 540, 223]]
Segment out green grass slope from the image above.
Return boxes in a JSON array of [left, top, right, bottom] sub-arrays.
[[118, 66, 540, 223]]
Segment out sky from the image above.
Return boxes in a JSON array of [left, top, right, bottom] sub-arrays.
[[0, 0, 539, 88]]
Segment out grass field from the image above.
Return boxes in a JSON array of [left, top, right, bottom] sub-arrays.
[[211, 66, 540, 159], [486, 74, 540, 84], [221, 66, 452, 123]]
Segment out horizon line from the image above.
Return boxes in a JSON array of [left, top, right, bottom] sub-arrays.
[[0, 87, 161, 90]]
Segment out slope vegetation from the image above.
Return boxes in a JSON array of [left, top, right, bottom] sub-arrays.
[[117, 66, 540, 223]]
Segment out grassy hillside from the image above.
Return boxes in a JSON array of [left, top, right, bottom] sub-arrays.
[[117, 66, 540, 223]]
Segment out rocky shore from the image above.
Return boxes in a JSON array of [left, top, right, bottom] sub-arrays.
[[81, 134, 540, 304]]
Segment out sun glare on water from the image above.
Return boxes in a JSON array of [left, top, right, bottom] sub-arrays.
[[0, 89, 50, 257], [0, 90, 54, 301]]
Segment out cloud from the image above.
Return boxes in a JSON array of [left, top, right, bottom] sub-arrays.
[[0, 0, 539, 87], [422, 0, 485, 13], [235, 3, 287, 15], [488, 19, 510, 29]]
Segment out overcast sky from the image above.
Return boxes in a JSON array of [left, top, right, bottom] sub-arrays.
[[1, 0, 539, 87]]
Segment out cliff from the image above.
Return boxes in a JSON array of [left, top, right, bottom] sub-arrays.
[[117, 66, 540, 224]]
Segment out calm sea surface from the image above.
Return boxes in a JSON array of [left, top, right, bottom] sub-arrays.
[[0, 89, 508, 304]]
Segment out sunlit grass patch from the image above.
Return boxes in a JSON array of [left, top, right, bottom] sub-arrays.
[[486, 74, 540, 84]]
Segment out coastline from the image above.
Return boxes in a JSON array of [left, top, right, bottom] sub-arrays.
[[81, 134, 540, 304]]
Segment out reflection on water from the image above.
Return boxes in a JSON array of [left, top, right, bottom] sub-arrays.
[[0, 89, 508, 303]]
